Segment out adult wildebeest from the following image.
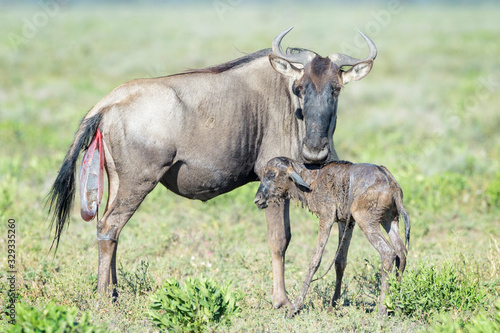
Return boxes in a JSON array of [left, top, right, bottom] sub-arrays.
[[254, 157, 410, 316], [48, 27, 377, 307]]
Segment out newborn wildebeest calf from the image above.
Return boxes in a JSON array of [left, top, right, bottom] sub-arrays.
[[254, 157, 410, 317]]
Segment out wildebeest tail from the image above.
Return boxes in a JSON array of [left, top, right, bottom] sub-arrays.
[[47, 112, 103, 252]]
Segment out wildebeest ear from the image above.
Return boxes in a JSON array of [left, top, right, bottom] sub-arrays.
[[341, 60, 373, 85], [290, 172, 311, 191], [269, 54, 303, 79]]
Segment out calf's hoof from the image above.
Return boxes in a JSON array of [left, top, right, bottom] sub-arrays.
[[286, 307, 297, 319], [286, 303, 303, 319], [378, 305, 388, 317]]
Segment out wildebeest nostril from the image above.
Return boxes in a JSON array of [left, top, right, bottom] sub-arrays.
[[302, 144, 329, 163]]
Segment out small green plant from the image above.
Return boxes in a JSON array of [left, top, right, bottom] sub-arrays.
[[352, 259, 382, 301], [117, 259, 153, 296], [149, 276, 242, 332], [385, 262, 487, 320], [5, 302, 104, 333]]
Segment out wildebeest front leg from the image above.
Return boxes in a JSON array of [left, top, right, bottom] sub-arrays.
[[331, 221, 354, 309], [265, 199, 292, 309], [289, 218, 335, 318]]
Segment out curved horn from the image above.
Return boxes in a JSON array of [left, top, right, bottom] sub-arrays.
[[329, 31, 377, 67], [272, 26, 316, 65]]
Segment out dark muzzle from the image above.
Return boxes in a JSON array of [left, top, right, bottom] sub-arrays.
[[302, 137, 329, 163]]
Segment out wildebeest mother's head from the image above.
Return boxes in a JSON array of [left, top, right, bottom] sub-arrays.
[[269, 27, 377, 163]]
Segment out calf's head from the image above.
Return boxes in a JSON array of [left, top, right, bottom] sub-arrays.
[[269, 27, 376, 163], [254, 157, 311, 209]]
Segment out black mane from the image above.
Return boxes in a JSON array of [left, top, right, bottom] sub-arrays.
[[182, 48, 272, 75]]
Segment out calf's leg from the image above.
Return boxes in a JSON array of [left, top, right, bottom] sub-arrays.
[[331, 220, 354, 308], [266, 199, 292, 309], [382, 216, 407, 281], [289, 218, 335, 317], [353, 210, 396, 316]]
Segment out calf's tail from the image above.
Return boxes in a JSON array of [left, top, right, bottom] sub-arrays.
[[380, 165, 410, 250], [47, 112, 103, 252], [394, 191, 410, 250]]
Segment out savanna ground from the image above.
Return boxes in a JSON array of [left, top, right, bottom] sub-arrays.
[[1, 1, 500, 332]]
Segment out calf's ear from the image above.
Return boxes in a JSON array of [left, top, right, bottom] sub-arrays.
[[269, 54, 304, 79], [290, 172, 311, 191], [341, 60, 373, 85]]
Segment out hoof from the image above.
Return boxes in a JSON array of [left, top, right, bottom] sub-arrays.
[[328, 300, 341, 313], [286, 303, 302, 318], [273, 297, 291, 309]]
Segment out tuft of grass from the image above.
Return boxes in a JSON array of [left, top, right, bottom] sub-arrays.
[[385, 261, 487, 320], [5, 302, 105, 333], [117, 259, 154, 297]]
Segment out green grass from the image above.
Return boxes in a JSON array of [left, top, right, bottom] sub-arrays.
[[1, 2, 500, 332]]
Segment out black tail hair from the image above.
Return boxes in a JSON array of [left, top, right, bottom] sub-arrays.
[[47, 113, 103, 252]]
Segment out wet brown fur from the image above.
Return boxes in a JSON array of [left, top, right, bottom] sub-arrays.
[[255, 157, 410, 317]]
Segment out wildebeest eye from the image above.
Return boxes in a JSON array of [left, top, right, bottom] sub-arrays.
[[292, 84, 303, 97], [333, 84, 342, 95]]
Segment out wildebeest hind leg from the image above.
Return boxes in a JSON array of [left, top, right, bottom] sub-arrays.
[[96, 154, 161, 298], [97, 182, 158, 298]]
